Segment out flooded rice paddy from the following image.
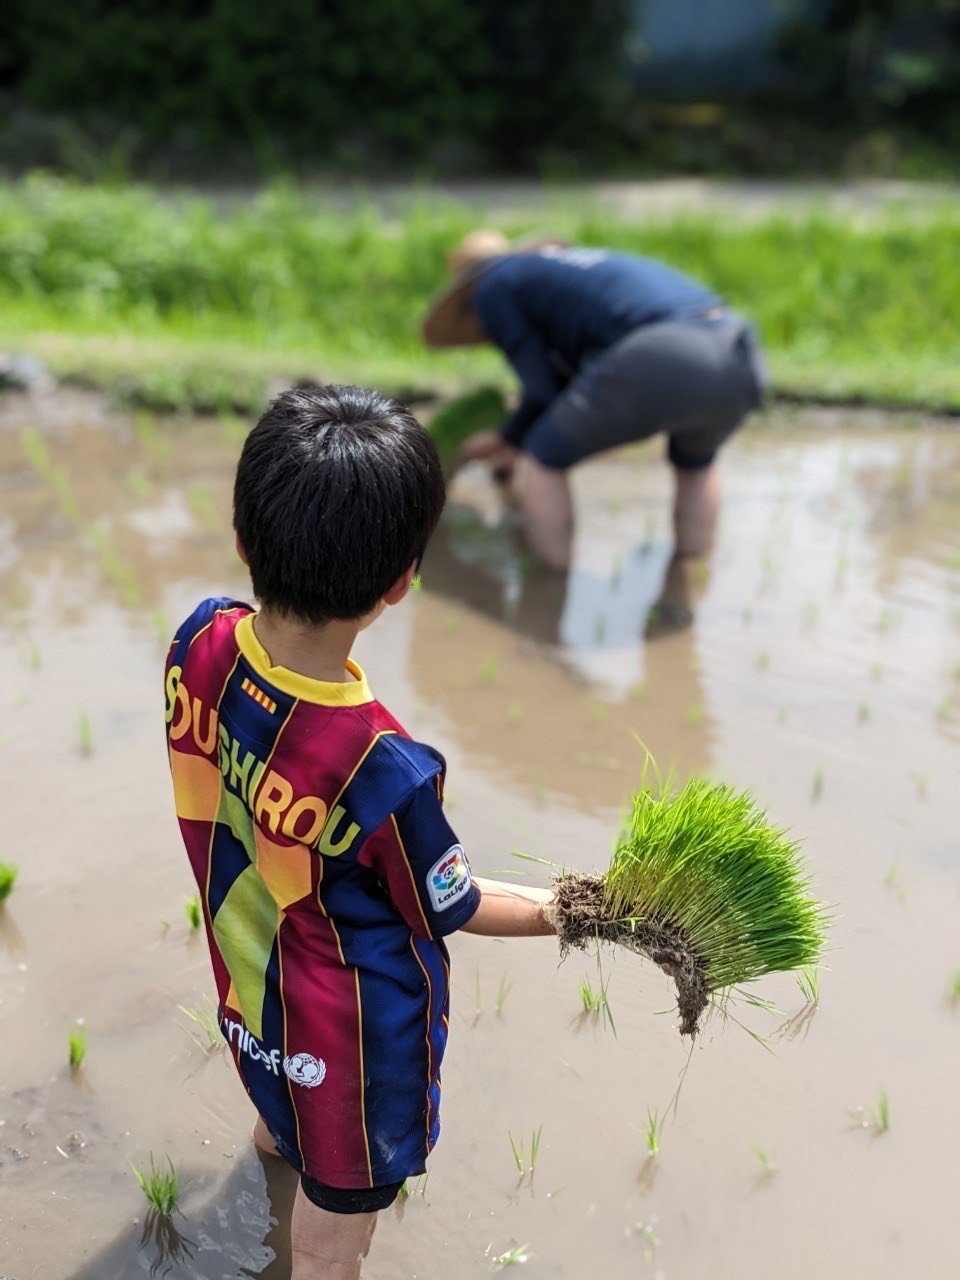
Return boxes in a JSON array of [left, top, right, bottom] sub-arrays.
[[1, 390, 958, 1279]]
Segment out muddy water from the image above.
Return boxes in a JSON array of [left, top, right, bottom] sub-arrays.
[[1, 391, 958, 1280]]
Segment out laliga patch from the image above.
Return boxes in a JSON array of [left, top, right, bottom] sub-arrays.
[[428, 844, 472, 912]]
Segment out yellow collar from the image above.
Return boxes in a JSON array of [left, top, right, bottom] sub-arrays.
[[235, 613, 374, 707]]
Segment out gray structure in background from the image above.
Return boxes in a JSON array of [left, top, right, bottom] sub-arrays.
[[630, 0, 808, 93]]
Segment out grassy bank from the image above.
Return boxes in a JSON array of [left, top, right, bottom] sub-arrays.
[[1, 175, 958, 414]]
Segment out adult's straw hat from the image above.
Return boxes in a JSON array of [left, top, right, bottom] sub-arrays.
[[422, 228, 568, 348]]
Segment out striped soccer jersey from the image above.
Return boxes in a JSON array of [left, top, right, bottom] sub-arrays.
[[164, 598, 480, 1188]]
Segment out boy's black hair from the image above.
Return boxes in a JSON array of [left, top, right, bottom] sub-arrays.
[[234, 384, 445, 624]]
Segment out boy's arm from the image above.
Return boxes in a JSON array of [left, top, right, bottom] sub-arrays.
[[458, 876, 555, 938]]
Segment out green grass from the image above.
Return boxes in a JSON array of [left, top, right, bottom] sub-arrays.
[[184, 894, 202, 930], [602, 766, 828, 996], [0, 861, 18, 903], [1, 176, 959, 414], [643, 1107, 663, 1159], [133, 1154, 182, 1216], [68, 1023, 87, 1069]]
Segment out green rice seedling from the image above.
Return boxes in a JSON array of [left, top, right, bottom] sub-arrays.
[[756, 650, 770, 671], [479, 654, 498, 684], [628, 681, 645, 701], [936, 695, 952, 721], [184, 894, 202, 930], [752, 1145, 778, 1176], [427, 387, 508, 472], [78, 711, 94, 757], [911, 772, 928, 799], [507, 1125, 543, 1180], [811, 769, 824, 800], [495, 972, 512, 1015], [849, 1089, 890, 1134], [579, 976, 606, 1015], [685, 703, 704, 726], [551, 758, 828, 1036], [399, 1172, 429, 1200], [486, 1242, 533, 1270], [507, 702, 522, 724], [946, 970, 960, 1004], [796, 965, 821, 1005], [870, 661, 885, 682], [410, 574, 422, 593], [632, 1220, 659, 1263], [857, 701, 871, 723], [0, 861, 19, 903], [68, 1022, 87, 1069], [125, 470, 152, 497], [883, 858, 905, 899], [643, 1107, 663, 1159], [25, 641, 41, 670], [177, 998, 223, 1055], [133, 1154, 182, 1216]]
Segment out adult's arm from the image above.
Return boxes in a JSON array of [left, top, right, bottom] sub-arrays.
[[459, 876, 555, 937], [472, 274, 560, 447]]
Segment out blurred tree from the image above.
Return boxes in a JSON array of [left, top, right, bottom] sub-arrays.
[[779, 0, 960, 119]]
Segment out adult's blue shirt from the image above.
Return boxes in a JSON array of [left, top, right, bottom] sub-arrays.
[[470, 247, 721, 446]]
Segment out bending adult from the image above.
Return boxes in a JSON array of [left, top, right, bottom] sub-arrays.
[[422, 230, 766, 570]]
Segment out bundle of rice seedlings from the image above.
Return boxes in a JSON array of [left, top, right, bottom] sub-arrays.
[[427, 385, 508, 472], [550, 771, 828, 1036]]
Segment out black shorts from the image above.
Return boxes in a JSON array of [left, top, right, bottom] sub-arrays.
[[524, 313, 766, 471], [300, 1173, 405, 1214]]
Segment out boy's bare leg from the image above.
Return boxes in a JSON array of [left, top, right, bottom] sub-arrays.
[[672, 464, 721, 557], [515, 455, 574, 570], [291, 1189, 378, 1280], [253, 1114, 281, 1157]]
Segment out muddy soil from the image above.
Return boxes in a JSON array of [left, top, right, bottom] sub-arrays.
[[1, 389, 958, 1280]]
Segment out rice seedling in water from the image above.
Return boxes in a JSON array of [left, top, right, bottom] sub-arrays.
[[78, 711, 94, 757], [756, 649, 770, 671], [177, 998, 223, 1055], [133, 1154, 182, 1216], [632, 1220, 659, 1263], [184, 894, 202, 930], [796, 965, 821, 1005], [486, 1242, 533, 1270], [507, 1125, 543, 1180], [911, 772, 928, 799], [752, 1145, 778, 1176], [643, 1107, 663, 1159], [494, 972, 512, 1014], [479, 654, 498, 684], [410, 574, 422, 593], [399, 1172, 429, 1200], [946, 970, 960, 1004], [507, 702, 522, 724], [685, 703, 703, 726], [936, 695, 952, 721], [857, 701, 871, 723], [550, 758, 828, 1036], [68, 1022, 87, 1069], [629, 681, 645, 701], [25, 641, 41, 670], [849, 1089, 890, 1134], [811, 769, 824, 800], [870, 660, 885, 682], [578, 972, 614, 1029], [0, 861, 18, 903]]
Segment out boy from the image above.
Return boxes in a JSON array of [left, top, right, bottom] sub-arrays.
[[164, 384, 555, 1279]]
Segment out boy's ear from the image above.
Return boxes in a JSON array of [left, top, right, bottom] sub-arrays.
[[382, 562, 418, 606], [235, 533, 249, 566]]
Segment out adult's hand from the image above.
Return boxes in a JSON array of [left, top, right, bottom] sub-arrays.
[[458, 430, 519, 483]]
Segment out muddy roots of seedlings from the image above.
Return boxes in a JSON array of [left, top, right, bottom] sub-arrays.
[[550, 873, 709, 1036]]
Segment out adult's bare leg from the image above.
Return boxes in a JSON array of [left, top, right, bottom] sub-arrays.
[[253, 1114, 281, 1158], [515, 455, 574, 570], [672, 464, 721, 557], [290, 1188, 378, 1280]]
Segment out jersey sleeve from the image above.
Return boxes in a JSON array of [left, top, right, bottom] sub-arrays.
[[360, 777, 481, 940]]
